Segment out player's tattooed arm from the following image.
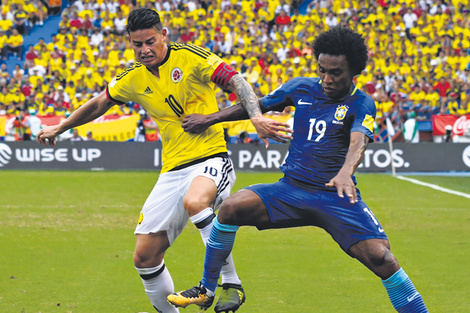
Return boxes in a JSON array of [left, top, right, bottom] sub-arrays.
[[184, 72, 292, 146], [226, 73, 293, 147], [226, 74, 262, 118]]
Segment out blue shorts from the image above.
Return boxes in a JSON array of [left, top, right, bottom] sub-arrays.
[[245, 177, 388, 253]]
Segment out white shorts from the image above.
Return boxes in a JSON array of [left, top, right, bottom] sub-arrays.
[[134, 155, 236, 245]]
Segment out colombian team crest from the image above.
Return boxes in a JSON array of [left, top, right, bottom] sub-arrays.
[[334, 105, 349, 121], [171, 67, 183, 83]]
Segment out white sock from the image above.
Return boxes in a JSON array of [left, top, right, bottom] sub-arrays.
[[191, 208, 242, 286], [136, 262, 179, 313]]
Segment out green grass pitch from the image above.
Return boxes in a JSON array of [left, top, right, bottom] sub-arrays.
[[1, 171, 469, 312]]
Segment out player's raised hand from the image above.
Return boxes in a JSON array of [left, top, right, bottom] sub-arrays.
[[37, 126, 59, 147], [182, 113, 212, 134], [250, 114, 293, 148], [325, 171, 358, 204]]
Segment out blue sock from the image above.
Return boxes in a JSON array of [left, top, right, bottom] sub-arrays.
[[382, 268, 428, 313], [201, 218, 239, 293]]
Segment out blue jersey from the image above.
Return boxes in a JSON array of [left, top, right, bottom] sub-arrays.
[[261, 77, 376, 190]]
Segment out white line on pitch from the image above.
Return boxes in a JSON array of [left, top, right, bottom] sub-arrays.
[[396, 176, 470, 199]]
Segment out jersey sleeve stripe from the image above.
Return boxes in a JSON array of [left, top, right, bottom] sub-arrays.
[[106, 86, 126, 105], [185, 43, 211, 57], [174, 46, 207, 59], [170, 44, 211, 59]]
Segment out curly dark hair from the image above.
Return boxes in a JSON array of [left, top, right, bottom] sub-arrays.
[[313, 25, 368, 76], [126, 8, 163, 34]]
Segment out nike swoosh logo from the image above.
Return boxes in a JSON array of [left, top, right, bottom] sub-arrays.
[[407, 292, 420, 302], [378, 227, 385, 233], [297, 99, 312, 105]]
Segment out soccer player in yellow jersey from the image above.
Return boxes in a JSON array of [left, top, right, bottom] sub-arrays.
[[37, 7, 291, 313]]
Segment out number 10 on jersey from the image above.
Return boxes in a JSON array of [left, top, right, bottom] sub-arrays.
[[165, 94, 184, 117]]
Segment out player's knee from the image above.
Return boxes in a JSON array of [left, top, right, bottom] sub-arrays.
[[133, 250, 145, 268], [133, 248, 164, 268], [368, 247, 392, 267], [351, 240, 399, 274], [133, 250, 148, 268], [381, 249, 400, 271], [366, 245, 400, 277], [183, 195, 212, 216], [217, 198, 239, 225], [218, 191, 268, 226]]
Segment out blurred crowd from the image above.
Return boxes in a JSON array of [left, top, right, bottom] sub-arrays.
[[1, 0, 470, 142]]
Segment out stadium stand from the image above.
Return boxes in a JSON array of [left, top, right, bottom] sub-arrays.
[[1, 0, 470, 143]]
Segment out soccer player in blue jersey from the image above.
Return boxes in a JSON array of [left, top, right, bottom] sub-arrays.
[[168, 26, 429, 312]]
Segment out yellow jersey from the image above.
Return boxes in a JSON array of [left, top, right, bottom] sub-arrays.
[[107, 43, 235, 173]]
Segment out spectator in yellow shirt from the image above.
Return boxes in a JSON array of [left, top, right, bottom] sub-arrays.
[[27, 0, 48, 26], [107, 48, 121, 67], [423, 88, 441, 109], [402, 70, 416, 91], [0, 100, 7, 115], [446, 92, 464, 115], [356, 69, 373, 89], [0, 63, 10, 81], [56, 27, 73, 48], [78, 2, 93, 21], [8, 87, 26, 111], [64, 79, 75, 97], [94, 67, 107, 87], [123, 47, 134, 63], [409, 85, 427, 105], [26, 90, 41, 113], [45, 34, 59, 52], [100, 13, 114, 30], [59, 14, 70, 29], [76, 28, 90, 50], [412, 58, 430, 74], [454, 18, 470, 38], [103, 68, 116, 88], [291, 57, 305, 77], [5, 28, 23, 60], [0, 12, 13, 32], [271, 67, 289, 86], [49, 48, 63, 73], [0, 30, 7, 60], [13, 3, 30, 35], [33, 77, 48, 94], [453, 32, 470, 50], [381, 57, 398, 76], [83, 69, 99, 92]]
